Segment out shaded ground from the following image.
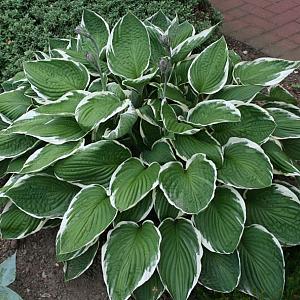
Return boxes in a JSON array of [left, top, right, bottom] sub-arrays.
[[0, 37, 300, 300], [0, 229, 108, 300]]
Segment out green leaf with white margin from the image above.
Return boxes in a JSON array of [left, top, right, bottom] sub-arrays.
[[193, 186, 246, 254], [263, 101, 300, 116], [1, 71, 26, 92], [167, 17, 195, 49], [188, 37, 229, 94], [106, 82, 129, 100], [262, 140, 300, 176], [20, 140, 83, 174], [270, 85, 298, 104], [133, 271, 164, 300], [0, 133, 38, 160], [158, 218, 202, 300], [257, 85, 298, 105], [109, 158, 160, 211], [269, 85, 298, 104], [56, 232, 97, 262], [213, 85, 263, 102], [267, 107, 300, 139], [218, 137, 273, 189], [146, 25, 168, 67], [54, 140, 131, 187], [43, 218, 61, 229], [0, 203, 45, 239], [103, 105, 138, 140], [161, 100, 199, 135], [275, 181, 300, 198], [148, 99, 163, 121], [147, 10, 171, 31], [213, 103, 276, 145], [171, 24, 218, 63], [0, 197, 8, 208], [5, 111, 86, 145], [141, 139, 176, 165], [114, 192, 153, 223], [200, 249, 240, 293], [0, 287, 23, 300], [0, 159, 10, 177], [238, 224, 284, 300], [35, 91, 89, 116], [233, 58, 300, 86], [162, 83, 190, 109], [172, 131, 223, 168], [48, 37, 70, 50], [138, 104, 162, 127], [78, 9, 109, 53], [0, 89, 32, 120], [75, 91, 130, 131], [245, 183, 300, 246], [282, 138, 300, 160], [58, 185, 116, 254], [187, 100, 240, 126], [172, 58, 193, 85], [0, 253, 16, 286], [5, 174, 80, 218], [64, 241, 99, 281], [107, 12, 150, 79], [122, 70, 157, 91], [159, 153, 216, 214], [153, 188, 179, 221], [24, 59, 89, 100], [0, 114, 11, 130], [140, 119, 162, 148], [88, 78, 104, 92], [7, 154, 30, 174], [102, 221, 161, 300]]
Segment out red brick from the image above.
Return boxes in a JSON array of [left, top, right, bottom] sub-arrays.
[[240, 3, 275, 18], [224, 13, 236, 22], [242, 14, 276, 30], [243, 0, 271, 8], [263, 45, 284, 57], [284, 47, 300, 60], [248, 33, 282, 49], [228, 7, 249, 18], [232, 27, 265, 42], [289, 33, 300, 44], [274, 39, 298, 51], [272, 22, 300, 37], [272, 9, 300, 25], [210, 0, 244, 12], [266, 0, 300, 13], [222, 19, 248, 34]]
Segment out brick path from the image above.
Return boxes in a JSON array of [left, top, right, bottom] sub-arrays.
[[210, 0, 300, 60]]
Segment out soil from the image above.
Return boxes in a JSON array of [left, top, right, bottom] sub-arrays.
[[0, 229, 108, 300], [0, 36, 300, 300]]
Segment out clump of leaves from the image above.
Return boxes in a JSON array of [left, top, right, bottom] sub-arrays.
[[0, 253, 23, 299], [0, 10, 300, 300]]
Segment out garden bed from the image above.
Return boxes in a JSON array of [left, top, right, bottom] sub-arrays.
[[0, 36, 300, 300]]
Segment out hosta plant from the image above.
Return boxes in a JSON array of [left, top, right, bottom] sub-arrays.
[[0, 9, 300, 300], [0, 253, 22, 299]]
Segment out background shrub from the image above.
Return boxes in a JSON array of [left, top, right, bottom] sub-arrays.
[[0, 0, 222, 84]]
